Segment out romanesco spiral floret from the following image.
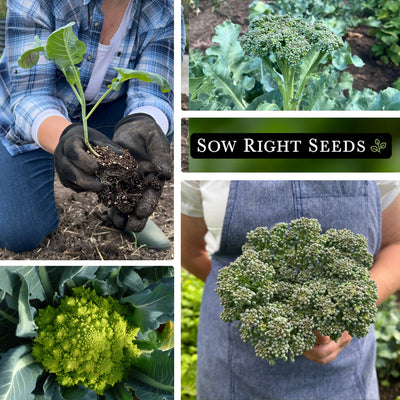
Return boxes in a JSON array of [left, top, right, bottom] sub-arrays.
[[215, 217, 378, 364], [240, 14, 343, 66], [32, 287, 141, 395]]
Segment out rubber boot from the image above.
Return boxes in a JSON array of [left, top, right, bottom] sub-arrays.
[[106, 208, 171, 250], [126, 219, 171, 250]]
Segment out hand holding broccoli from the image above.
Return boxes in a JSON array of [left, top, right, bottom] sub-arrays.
[[303, 330, 352, 365], [215, 217, 378, 365]]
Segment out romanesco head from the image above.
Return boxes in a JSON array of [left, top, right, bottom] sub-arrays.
[[240, 14, 343, 66], [32, 287, 141, 395], [215, 217, 378, 364]]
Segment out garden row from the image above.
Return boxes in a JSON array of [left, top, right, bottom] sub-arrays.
[[188, 0, 400, 111]]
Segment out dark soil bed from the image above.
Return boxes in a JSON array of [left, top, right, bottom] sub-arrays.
[[380, 379, 400, 400], [0, 152, 174, 261]]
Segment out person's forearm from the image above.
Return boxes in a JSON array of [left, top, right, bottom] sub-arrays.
[[181, 214, 212, 281], [182, 248, 211, 282], [37, 116, 71, 154], [370, 242, 400, 305]]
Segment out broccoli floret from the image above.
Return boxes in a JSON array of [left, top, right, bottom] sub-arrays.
[[241, 14, 343, 66], [240, 15, 343, 110], [32, 287, 141, 395], [215, 217, 378, 364]]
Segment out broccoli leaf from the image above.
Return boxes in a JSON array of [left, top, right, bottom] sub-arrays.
[[111, 68, 171, 93], [15, 275, 37, 339], [58, 266, 97, 296], [127, 350, 174, 400], [123, 278, 174, 332], [0, 267, 45, 302], [17, 36, 44, 69], [61, 386, 98, 400], [0, 344, 43, 400], [45, 22, 86, 85], [34, 375, 65, 400], [104, 382, 133, 400]]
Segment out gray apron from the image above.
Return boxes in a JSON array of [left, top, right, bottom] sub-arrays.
[[197, 181, 381, 400]]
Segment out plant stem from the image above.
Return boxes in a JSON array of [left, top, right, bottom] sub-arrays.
[[130, 369, 174, 393], [0, 309, 18, 325], [85, 86, 114, 120], [69, 67, 101, 157], [38, 266, 54, 304], [277, 60, 296, 111], [295, 51, 326, 109]]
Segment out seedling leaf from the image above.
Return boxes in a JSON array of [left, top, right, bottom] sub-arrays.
[[45, 22, 86, 85], [111, 68, 172, 93], [18, 36, 45, 69]]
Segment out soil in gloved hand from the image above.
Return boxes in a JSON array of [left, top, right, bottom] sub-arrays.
[[92, 146, 162, 214]]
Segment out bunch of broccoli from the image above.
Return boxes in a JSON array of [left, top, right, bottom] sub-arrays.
[[215, 217, 378, 364], [241, 14, 343, 66], [32, 287, 142, 395], [240, 14, 344, 110]]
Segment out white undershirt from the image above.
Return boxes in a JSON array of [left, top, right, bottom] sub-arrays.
[[84, 0, 133, 101], [32, 0, 168, 146]]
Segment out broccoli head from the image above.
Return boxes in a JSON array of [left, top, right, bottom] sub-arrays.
[[240, 14, 343, 66], [32, 287, 141, 395], [215, 217, 378, 364]]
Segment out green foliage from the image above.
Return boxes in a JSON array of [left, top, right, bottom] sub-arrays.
[[189, 16, 399, 111], [0, 266, 174, 400], [263, 0, 363, 34], [187, 0, 226, 12], [375, 294, 400, 386], [365, 0, 400, 66], [241, 14, 345, 110], [0, 0, 6, 19], [215, 217, 378, 364], [181, 269, 204, 400]]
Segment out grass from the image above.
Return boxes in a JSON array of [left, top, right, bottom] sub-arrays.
[[0, 0, 6, 19]]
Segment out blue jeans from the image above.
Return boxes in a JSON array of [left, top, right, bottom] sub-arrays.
[[0, 97, 126, 252]]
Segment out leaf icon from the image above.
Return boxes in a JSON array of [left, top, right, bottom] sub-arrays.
[[371, 145, 379, 153], [371, 139, 387, 153]]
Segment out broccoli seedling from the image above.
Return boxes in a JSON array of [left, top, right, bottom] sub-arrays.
[[18, 22, 171, 157], [215, 217, 378, 364], [32, 286, 142, 395], [240, 15, 343, 110]]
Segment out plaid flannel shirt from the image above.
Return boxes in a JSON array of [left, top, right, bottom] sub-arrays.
[[0, 0, 174, 155]]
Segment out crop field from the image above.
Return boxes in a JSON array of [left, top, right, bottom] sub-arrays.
[[188, 0, 400, 111]]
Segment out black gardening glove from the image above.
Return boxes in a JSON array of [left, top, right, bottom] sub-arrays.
[[54, 123, 124, 192], [111, 113, 171, 232]]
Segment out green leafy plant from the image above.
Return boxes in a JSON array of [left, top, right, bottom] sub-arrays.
[[365, 0, 400, 66], [240, 14, 345, 110], [375, 294, 400, 387], [215, 217, 378, 364], [181, 269, 204, 400], [189, 16, 400, 111], [18, 22, 171, 157], [0, 265, 174, 399], [261, 0, 364, 34]]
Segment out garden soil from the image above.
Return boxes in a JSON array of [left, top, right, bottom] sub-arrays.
[[0, 156, 173, 261]]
